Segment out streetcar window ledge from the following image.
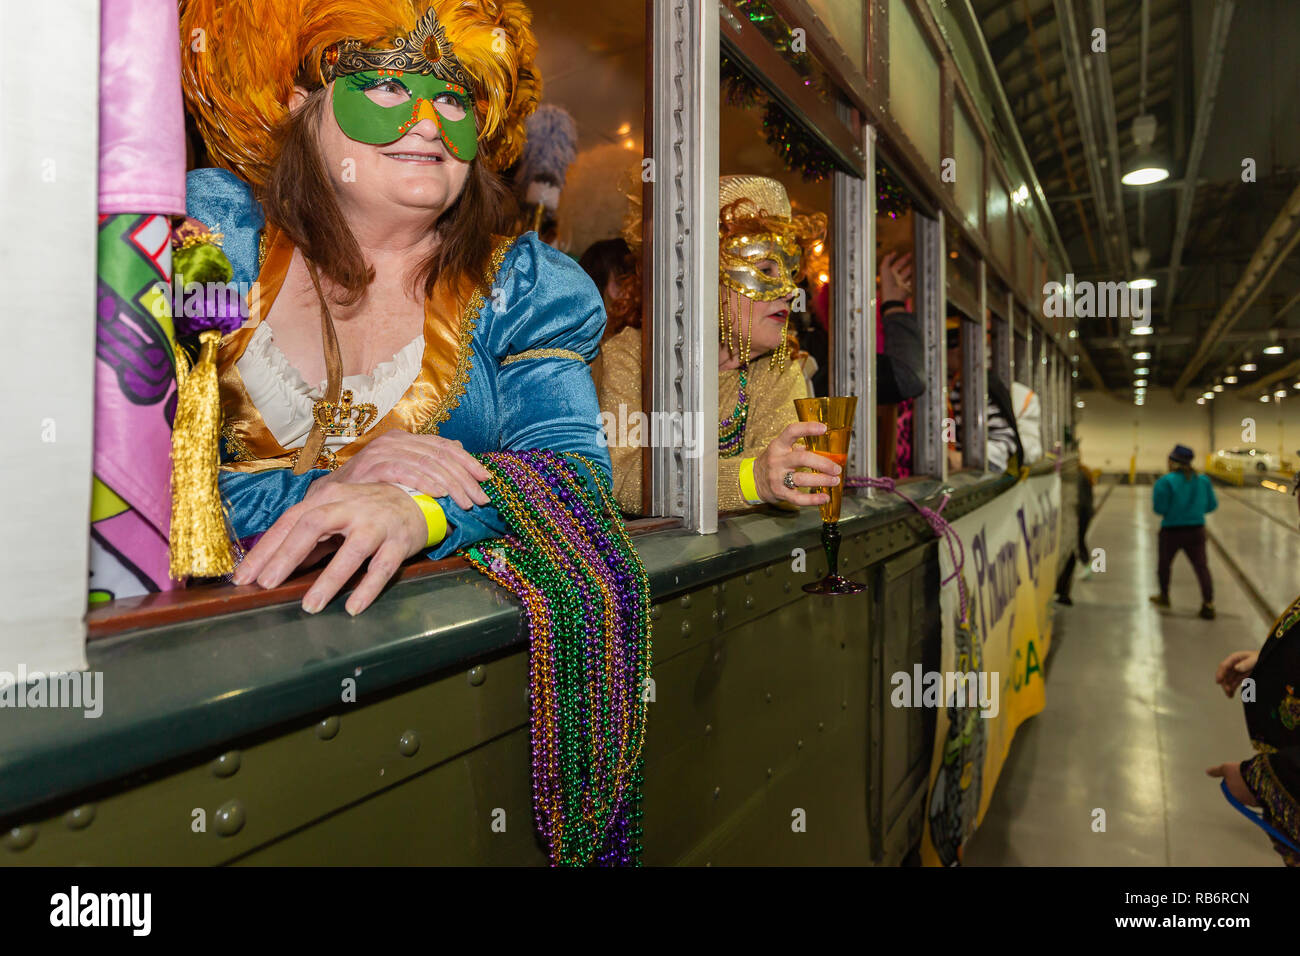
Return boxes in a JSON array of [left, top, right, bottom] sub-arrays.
[[85, 515, 681, 641]]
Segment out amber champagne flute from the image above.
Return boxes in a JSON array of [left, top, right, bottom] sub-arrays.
[[793, 397, 866, 595]]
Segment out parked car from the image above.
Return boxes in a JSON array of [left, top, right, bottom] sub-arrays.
[[1212, 445, 1278, 472]]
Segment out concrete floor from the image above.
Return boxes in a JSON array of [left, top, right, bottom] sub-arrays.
[[1213, 485, 1300, 618], [963, 483, 1286, 866]]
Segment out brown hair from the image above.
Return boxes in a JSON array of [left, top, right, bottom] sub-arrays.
[[260, 85, 517, 304], [579, 238, 641, 337]]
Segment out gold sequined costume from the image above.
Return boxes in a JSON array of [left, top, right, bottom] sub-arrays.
[[598, 329, 808, 514], [598, 174, 822, 514]]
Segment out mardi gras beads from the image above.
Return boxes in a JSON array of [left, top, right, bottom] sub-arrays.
[[463, 449, 651, 866], [719, 365, 750, 458]]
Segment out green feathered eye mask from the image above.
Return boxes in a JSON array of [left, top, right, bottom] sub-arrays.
[[331, 70, 478, 161]]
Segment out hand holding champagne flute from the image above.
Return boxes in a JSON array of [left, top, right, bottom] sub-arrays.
[[793, 397, 866, 595]]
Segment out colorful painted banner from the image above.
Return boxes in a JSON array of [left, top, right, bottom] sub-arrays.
[[90, 214, 178, 602], [922, 472, 1062, 866], [89, 0, 186, 605]]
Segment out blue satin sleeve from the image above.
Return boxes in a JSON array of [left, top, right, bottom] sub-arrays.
[[219, 468, 328, 542], [426, 233, 612, 558], [184, 168, 263, 285]]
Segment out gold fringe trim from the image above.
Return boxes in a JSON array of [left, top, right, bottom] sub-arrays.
[[418, 236, 514, 435], [170, 330, 237, 579], [501, 347, 585, 366]]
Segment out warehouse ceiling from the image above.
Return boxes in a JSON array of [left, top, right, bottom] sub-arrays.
[[969, 0, 1300, 402]]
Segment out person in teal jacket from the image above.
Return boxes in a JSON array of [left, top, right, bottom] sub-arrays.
[[1151, 444, 1219, 619]]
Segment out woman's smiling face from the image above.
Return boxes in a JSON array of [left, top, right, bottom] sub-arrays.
[[303, 77, 474, 221]]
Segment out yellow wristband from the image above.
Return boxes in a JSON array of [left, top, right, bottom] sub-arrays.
[[409, 493, 448, 548], [739, 456, 763, 504]]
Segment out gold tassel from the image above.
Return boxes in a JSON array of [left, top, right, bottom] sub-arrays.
[[169, 329, 236, 579]]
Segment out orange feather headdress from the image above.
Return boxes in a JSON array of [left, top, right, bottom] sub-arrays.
[[180, 0, 541, 188]]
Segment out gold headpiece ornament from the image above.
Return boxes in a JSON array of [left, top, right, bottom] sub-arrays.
[[717, 174, 825, 373], [319, 7, 474, 89], [180, 0, 541, 188]]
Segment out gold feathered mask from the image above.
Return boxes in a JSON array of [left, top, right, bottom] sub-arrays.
[[180, 0, 541, 188]]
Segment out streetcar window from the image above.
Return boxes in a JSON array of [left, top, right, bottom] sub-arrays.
[[539, 0, 650, 517], [876, 205, 916, 480]]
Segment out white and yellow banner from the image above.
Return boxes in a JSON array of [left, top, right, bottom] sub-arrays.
[[921, 472, 1062, 866]]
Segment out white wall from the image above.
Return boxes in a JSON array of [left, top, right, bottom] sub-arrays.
[[0, 2, 99, 675], [1077, 386, 1300, 474], [1075, 388, 1212, 473]]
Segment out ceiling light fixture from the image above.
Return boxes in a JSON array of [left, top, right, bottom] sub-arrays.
[[1121, 114, 1170, 186], [1130, 248, 1158, 290], [1224, 375, 1238, 384], [1241, 363, 1257, 372]]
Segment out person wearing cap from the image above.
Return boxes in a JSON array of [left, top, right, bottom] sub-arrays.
[[1151, 444, 1218, 619]]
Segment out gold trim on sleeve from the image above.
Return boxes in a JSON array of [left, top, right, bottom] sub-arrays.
[[501, 348, 586, 366]]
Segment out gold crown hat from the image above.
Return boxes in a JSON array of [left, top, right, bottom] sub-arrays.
[[180, 0, 541, 189], [719, 174, 793, 222]]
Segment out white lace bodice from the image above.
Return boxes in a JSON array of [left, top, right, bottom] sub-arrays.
[[235, 322, 423, 451]]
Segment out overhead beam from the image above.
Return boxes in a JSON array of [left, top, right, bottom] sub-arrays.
[[1086, 326, 1300, 351], [1074, 340, 1109, 394], [1172, 180, 1300, 399], [1022, 0, 1097, 265], [1237, 357, 1300, 400], [1089, 0, 1132, 279], [1163, 0, 1235, 317], [1052, 0, 1120, 275]]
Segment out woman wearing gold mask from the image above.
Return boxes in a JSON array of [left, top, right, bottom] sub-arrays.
[[599, 175, 923, 514]]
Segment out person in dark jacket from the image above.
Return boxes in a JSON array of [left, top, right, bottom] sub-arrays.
[[1208, 481, 1300, 865], [1209, 604, 1300, 865], [1151, 444, 1218, 619], [1055, 464, 1096, 605]]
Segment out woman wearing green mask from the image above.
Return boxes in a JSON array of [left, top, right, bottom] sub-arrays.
[[180, 0, 612, 616]]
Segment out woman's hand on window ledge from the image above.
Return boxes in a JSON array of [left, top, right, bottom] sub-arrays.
[[233, 481, 428, 616]]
